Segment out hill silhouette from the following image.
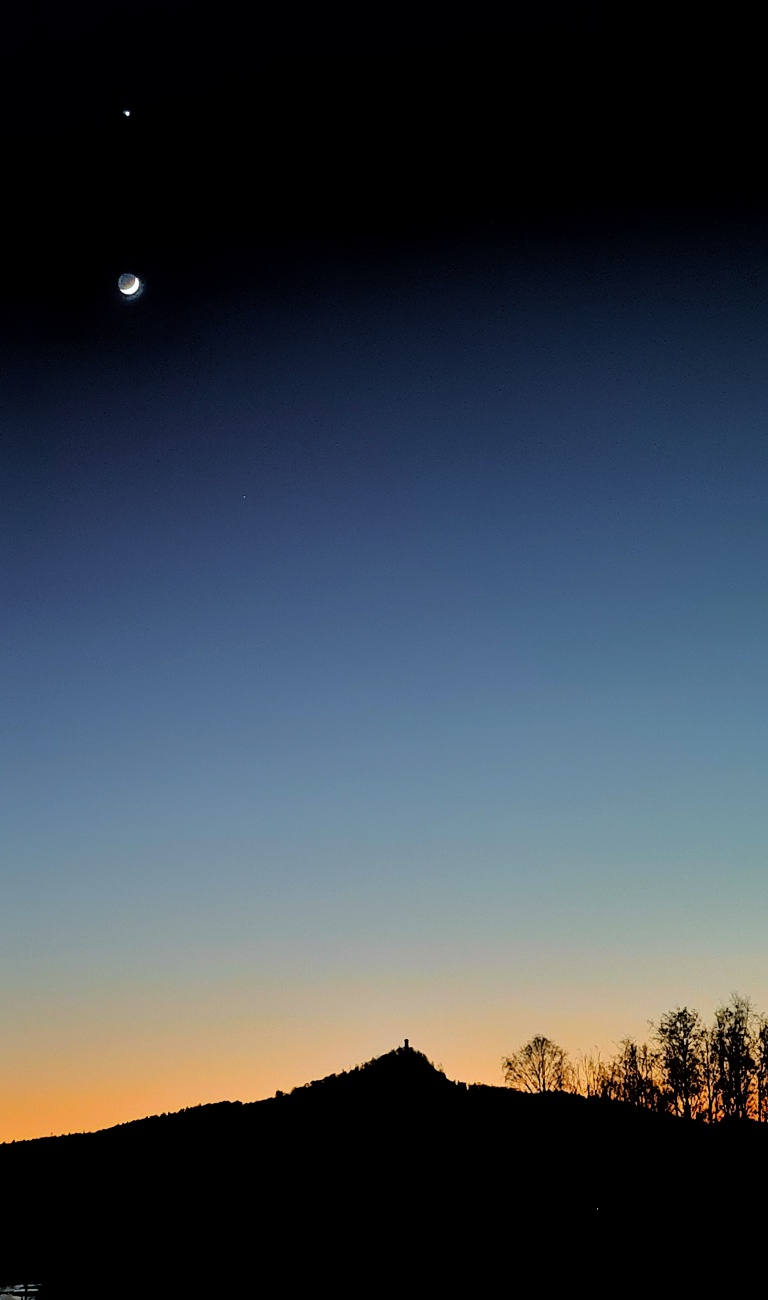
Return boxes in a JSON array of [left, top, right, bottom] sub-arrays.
[[3, 1042, 767, 1294]]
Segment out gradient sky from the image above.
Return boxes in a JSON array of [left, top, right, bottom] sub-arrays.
[[4, 17, 768, 1140]]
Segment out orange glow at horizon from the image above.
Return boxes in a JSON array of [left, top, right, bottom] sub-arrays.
[[0, 1020, 654, 1143], [4, 962, 766, 1142]]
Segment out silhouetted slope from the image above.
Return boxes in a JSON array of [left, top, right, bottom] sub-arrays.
[[3, 1045, 768, 1295]]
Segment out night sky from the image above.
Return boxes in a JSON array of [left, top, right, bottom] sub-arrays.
[[4, 9, 768, 1138]]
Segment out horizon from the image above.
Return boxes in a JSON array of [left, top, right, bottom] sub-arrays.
[[4, 990, 765, 1142]]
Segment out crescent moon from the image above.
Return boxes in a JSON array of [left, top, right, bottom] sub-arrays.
[[118, 273, 141, 296]]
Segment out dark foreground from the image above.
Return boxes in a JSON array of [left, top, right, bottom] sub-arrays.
[[3, 1045, 767, 1295]]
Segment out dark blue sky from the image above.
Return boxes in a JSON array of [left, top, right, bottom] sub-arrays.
[[4, 12, 768, 1134]]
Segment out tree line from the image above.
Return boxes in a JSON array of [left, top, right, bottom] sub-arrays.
[[503, 993, 768, 1121]]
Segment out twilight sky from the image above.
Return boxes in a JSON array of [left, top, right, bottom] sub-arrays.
[[3, 13, 768, 1139]]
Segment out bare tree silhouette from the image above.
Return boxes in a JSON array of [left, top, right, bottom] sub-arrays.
[[573, 1047, 607, 1098], [701, 1022, 719, 1123], [755, 1016, 768, 1123], [652, 1006, 705, 1120], [502, 1035, 570, 1093], [712, 994, 756, 1121], [600, 1038, 664, 1111]]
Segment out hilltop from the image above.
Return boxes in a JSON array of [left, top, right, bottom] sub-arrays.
[[3, 1043, 767, 1295]]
